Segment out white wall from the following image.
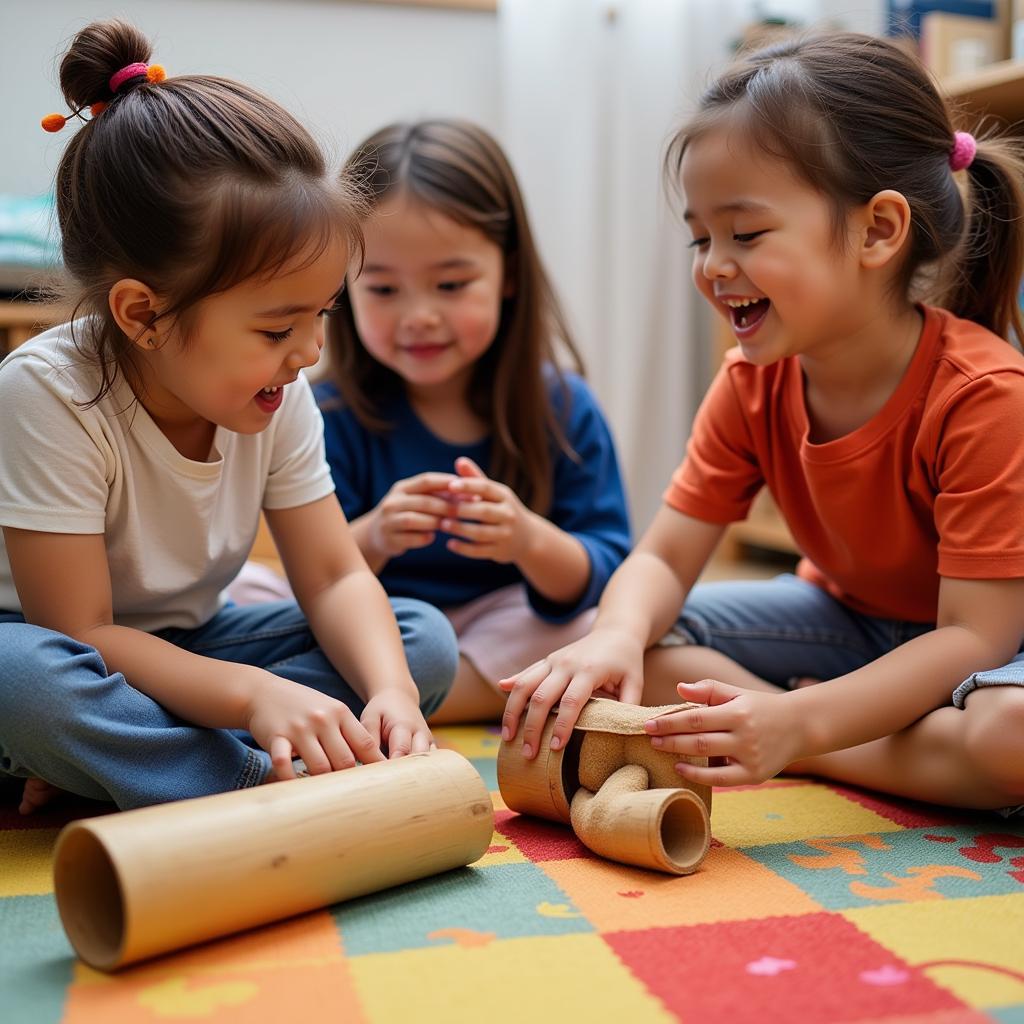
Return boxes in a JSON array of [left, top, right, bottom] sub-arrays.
[[0, 0, 501, 196]]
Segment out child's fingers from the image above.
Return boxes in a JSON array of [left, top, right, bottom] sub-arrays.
[[410, 728, 432, 754], [446, 501, 507, 524], [446, 538, 496, 560], [270, 735, 297, 780], [520, 666, 572, 759], [548, 673, 602, 751], [391, 511, 443, 533], [500, 660, 550, 741], [673, 758, 750, 788], [318, 728, 358, 772], [400, 472, 459, 494], [442, 519, 502, 543], [649, 731, 735, 758], [397, 495, 453, 518], [448, 476, 505, 502], [356, 711, 385, 760], [387, 725, 412, 759], [676, 678, 741, 706], [454, 455, 487, 478]]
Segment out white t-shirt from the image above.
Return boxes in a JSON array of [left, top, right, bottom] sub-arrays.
[[0, 321, 335, 631]]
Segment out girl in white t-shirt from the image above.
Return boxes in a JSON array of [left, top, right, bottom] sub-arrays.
[[0, 19, 457, 812]]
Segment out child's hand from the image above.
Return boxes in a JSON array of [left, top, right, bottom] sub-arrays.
[[19, 777, 64, 815], [498, 628, 646, 759], [369, 472, 459, 560], [245, 673, 386, 780], [442, 456, 534, 564], [642, 679, 808, 787], [360, 690, 434, 758]]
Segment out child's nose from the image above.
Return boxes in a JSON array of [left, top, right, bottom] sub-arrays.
[[402, 301, 442, 331], [701, 244, 737, 281], [289, 326, 323, 370]]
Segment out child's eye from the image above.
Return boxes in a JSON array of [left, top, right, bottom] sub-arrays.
[[367, 284, 396, 296], [687, 237, 710, 250], [734, 231, 767, 244], [438, 280, 470, 292], [262, 328, 293, 344]]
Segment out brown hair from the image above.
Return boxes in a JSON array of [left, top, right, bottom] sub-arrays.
[[325, 119, 584, 513], [52, 19, 363, 405], [666, 32, 1024, 343]]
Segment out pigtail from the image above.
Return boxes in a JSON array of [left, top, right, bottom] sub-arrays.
[[946, 132, 1024, 344]]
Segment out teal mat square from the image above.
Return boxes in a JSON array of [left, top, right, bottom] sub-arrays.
[[332, 861, 591, 955], [741, 825, 1024, 910], [0, 895, 74, 1024]]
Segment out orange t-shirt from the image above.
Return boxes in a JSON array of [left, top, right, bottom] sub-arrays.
[[664, 306, 1024, 622]]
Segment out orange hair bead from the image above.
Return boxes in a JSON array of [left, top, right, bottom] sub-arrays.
[[90, 102, 107, 117], [41, 113, 66, 133], [146, 65, 167, 84]]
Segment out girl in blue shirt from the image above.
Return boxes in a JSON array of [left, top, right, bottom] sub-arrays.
[[316, 120, 631, 723]]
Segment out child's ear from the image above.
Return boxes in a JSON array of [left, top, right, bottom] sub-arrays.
[[108, 279, 162, 349], [858, 190, 912, 270]]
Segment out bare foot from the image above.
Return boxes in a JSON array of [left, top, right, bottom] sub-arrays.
[[19, 777, 64, 815]]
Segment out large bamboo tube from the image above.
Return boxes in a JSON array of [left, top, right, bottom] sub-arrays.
[[53, 749, 493, 971]]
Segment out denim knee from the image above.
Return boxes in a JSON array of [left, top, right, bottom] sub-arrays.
[[0, 623, 106, 764], [392, 598, 459, 714]]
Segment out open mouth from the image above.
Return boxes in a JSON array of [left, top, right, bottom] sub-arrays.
[[725, 297, 770, 335], [254, 384, 284, 413]]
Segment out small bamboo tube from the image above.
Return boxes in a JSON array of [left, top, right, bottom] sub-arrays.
[[495, 715, 583, 822], [53, 749, 493, 971], [570, 766, 711, 875]]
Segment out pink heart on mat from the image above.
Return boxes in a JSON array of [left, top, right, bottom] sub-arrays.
[[746, 956, 797, 976], [860, 965, 910, 986]]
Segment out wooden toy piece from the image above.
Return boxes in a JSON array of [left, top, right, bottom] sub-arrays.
[[53, 749, 493, 971], [495, 712, 583, 822], [497, 697, 712, 875], [573, 698, 712, 813], [571, 764, 710, 875]]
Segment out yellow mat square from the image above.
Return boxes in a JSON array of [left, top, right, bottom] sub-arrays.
[[845, 894, 1024, 1010], [0, 829, 58, 896], [350, 933, 673, 1024], [713, 784, 905, 847]]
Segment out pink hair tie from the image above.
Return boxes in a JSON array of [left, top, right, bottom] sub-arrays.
[[949, 131, 976, 173], [109, 62, 149, 93]]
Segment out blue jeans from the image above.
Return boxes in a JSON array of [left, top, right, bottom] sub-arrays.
[[0, 599, 458, 809], [673, 573, 1024, 704]]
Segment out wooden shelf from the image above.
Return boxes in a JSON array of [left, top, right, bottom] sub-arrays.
[[942, 59, 1024, 121], [0, 299, 66, 355]]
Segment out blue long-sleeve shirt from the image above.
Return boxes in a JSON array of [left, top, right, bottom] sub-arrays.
[[313, 372, 631, 622]]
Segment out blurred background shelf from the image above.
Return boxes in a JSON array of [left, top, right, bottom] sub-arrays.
[[942, 58, 1024, 120]]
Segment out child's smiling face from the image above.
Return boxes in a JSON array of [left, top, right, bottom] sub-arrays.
[[135, 236, 348, 439], [681, 121, 868, 365], [347, 193, 506, 399]]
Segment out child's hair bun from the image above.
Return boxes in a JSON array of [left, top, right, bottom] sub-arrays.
[[59, 19, 152, 110]]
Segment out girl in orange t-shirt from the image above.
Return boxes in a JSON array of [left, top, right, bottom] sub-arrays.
[[500, 32, 1024, 813]]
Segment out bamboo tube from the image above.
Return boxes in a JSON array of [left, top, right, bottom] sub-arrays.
[[495, 714, 583, 822], [570, 765, 710, 875], [53, 749, 493, 971]]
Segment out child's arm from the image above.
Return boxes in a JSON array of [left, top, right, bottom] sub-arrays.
[[499, 506, 725, 758], [646, 575, 1024, 787], [4, 527, 385, 780], [265, 494, 434, 757]]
